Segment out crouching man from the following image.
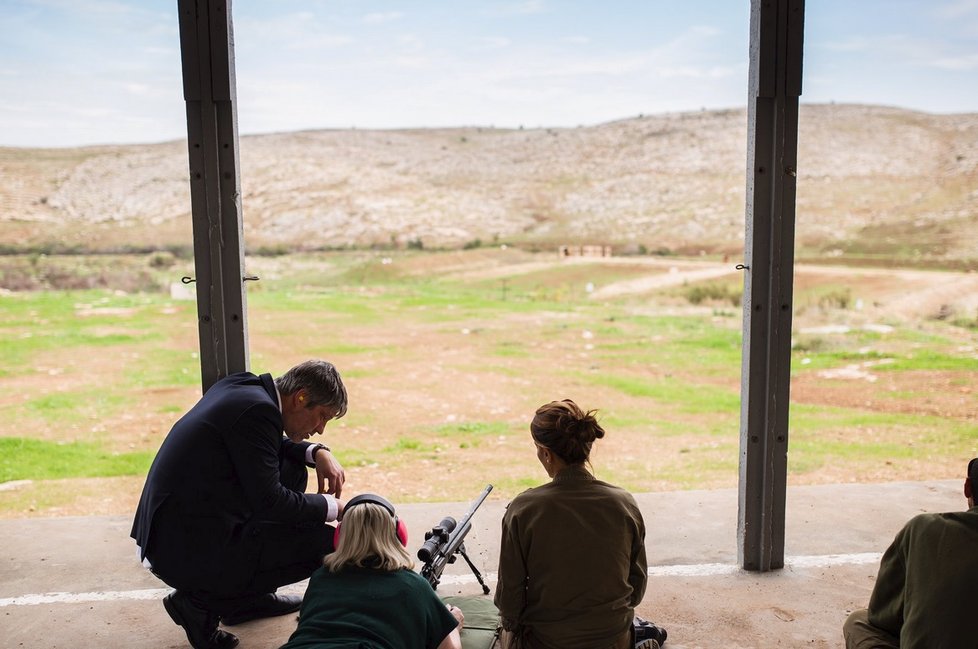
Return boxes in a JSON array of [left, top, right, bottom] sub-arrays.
[[131, 360, 348, 649]]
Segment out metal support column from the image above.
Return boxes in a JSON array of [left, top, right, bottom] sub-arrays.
[[738, 0, 805, 571], [177, 0, 249, 393]]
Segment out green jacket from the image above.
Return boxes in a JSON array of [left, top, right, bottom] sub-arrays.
[[868, 505, 978, 649], [494, 466, 647, 649], [281, 566, 458, 649]]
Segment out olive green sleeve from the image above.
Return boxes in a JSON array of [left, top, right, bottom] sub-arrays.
[[867, 523, 909, 636], [628, 508, 649, 608], [494, 506, 527, 630]]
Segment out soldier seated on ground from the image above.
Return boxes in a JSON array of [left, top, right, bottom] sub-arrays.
[[494, 399, 666, 649], [843, 457, 978, 649]]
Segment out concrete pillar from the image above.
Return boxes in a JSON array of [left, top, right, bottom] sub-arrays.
[[738, 0, 805, 571], [177, 0, 249, 392]]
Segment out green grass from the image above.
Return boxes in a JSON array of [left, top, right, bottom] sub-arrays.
[[0, 290, 175, 378], [877, 350, 978, 372], [125, 348, 202, 388], [1, 251, 976, 507], [20, 390, 126, 425], [493, 341, 530, 357], [0, 437, 153, 482], [383, 437, 439, 454], [584, 373, 740, 415], [786, 404, 977, 474], [430, 421, 518, 448]]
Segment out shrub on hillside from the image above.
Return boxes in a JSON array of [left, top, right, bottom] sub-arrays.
[[685, 282, 741, 306]]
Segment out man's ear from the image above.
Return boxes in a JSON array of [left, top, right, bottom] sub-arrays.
[[965, 477, 973, 501]]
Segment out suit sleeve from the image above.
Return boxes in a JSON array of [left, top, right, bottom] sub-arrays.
[[281, 438, 314, 466], [867, 522, 909, 636], [494, 504, 527, 630], [224, 401, 327, 523]]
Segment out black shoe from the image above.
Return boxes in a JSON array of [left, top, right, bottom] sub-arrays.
[[634, 615, 667, 646], [221, 593, 302, 626], [163, 590, 239, 649]]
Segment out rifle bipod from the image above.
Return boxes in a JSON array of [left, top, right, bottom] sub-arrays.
[[456, 542, 491, 595]]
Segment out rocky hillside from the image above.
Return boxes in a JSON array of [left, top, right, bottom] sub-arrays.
[[1, 104, 976, 263]]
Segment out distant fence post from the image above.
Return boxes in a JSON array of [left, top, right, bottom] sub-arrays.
[[738, 0, 805, 571], [177, 0, 249, 393]]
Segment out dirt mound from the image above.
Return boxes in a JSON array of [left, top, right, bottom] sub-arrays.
[[2, 104, 976, 264]]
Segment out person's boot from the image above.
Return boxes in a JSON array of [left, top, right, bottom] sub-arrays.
[[634, 615, 667, 647], [163, 590, 239, 649], [221, 593, 302, 625]]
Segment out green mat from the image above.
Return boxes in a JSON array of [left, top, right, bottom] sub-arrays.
[[441, 595, 500, 649]]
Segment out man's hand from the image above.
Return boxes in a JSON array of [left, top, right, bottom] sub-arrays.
[[314, 447, 346, 498]]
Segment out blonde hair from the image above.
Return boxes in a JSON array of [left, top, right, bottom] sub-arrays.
[[324, 502, 414, 572]]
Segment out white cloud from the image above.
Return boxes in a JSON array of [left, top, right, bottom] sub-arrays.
[[479, 37, 512, 49], [363, 11, 403, 24], [935, 0, 978, 18], [487, 0, 547, 17], [660, 65, 739, 80], [393, 56, 430, 69], [820, 38, 872, 53], [397, 34, 426, 50], [929, 53, 978, 70]]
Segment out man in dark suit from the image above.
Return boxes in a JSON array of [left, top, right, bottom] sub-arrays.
[[132, 359, 349, 649]]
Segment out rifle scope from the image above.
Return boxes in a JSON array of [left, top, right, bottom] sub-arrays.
[[417, 517, 457, 562]]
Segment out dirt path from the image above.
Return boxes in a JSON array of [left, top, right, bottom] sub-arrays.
[[590, 263, 741, 299]]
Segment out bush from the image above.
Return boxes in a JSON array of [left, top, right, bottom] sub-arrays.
[[817, 288, 851, 310], [251, 244, 291, 257], [685, 283, 742, 306], [148, 251, 176, 269]]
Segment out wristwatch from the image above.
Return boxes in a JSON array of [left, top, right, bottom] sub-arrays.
[[307, 442, 331, 467]]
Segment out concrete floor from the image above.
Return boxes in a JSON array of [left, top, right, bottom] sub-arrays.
[[0, 479, 968, 649]]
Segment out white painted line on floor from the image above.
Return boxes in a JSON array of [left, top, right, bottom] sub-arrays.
[[788, 552, 882, 569], [0, 588, 171, 607], [0, 552, 883, 608], [647, 552, 883, 578]]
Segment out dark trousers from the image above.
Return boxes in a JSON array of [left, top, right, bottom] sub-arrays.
[[150, 454, 334, 615]]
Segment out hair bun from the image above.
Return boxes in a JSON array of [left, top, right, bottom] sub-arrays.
[[530, 399, 606, 465]]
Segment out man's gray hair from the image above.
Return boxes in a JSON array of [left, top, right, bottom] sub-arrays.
[[275, 360, 348, 418]]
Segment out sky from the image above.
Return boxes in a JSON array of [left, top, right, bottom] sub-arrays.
[[1, 0, 977, 148]]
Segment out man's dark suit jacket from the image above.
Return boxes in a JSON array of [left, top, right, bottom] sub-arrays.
[[131, 372, 327, 593]]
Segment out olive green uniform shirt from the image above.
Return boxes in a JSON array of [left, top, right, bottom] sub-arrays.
[[494, 466, 648, 649], [868, 506, 978, 649]]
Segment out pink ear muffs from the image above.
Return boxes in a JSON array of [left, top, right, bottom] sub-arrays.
[[334, 493, 408, 549]]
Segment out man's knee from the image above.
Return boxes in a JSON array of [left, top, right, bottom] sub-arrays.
[[843, 609, 899, 649]]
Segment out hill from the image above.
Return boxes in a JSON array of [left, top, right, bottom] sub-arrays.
[[1, 104, 976, 265]]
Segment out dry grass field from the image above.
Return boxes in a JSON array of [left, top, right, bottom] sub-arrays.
[[0, 104, 975, 517], [0, 248, 975, 518]]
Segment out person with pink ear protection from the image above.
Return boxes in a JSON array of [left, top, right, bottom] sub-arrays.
[[281, 493, 465, 649]]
